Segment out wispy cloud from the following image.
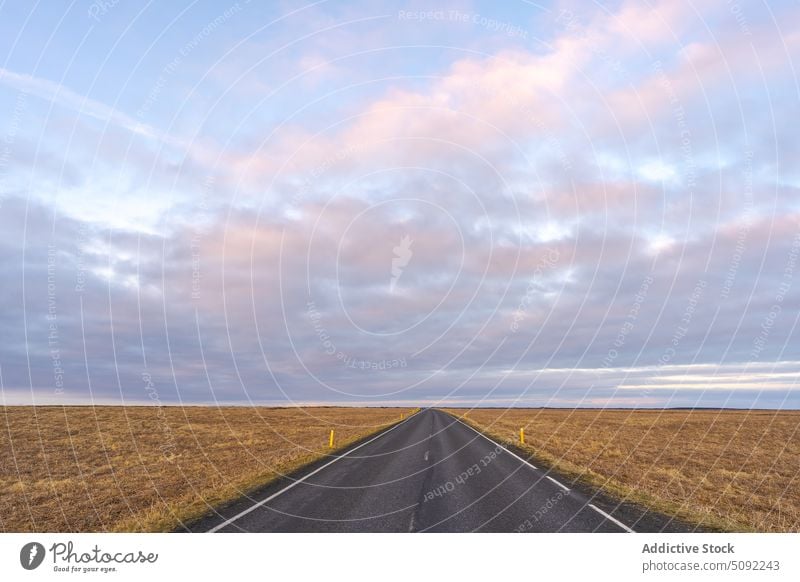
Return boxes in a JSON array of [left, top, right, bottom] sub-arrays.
[[0, 67, 181, 146]]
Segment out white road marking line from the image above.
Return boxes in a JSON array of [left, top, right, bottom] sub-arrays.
[[454, 416, 566, 491], [588, 504, 635, 533], [451, 415, 538, 470], [546, 475, 570, 492], [206, 411, 421, 532], [452, 414, 636, 533], [424, 451, 429, 461]]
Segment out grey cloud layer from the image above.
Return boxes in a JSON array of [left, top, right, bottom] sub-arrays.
[[1, 0, 799, 407]]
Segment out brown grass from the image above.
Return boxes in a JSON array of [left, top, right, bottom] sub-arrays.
[[444, 408, 800, 532], [0, 405, 413, 532]]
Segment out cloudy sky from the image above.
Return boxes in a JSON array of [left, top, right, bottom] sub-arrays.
[[1, 0, 798, 407]]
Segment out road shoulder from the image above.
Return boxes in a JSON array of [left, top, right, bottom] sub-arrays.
[[443, 410, 711, 533]]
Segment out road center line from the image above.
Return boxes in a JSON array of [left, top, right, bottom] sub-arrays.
[[206, 411, 420, 532], [408, 512, 417, 532]]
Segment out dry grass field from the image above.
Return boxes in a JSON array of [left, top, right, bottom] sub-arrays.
[[445, 408, 800, 532], [0, 405, 412, 532]]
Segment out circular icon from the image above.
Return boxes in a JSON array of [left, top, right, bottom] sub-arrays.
[[20, 542, 45, 570]]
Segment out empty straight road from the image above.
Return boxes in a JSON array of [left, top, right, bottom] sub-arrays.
[[194, 408, 634, 532]]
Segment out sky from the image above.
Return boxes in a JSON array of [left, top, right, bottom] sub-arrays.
[[0, 0, 799, 408]]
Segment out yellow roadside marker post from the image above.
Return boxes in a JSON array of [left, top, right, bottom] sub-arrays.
[[520, 428, 525, 444], [329, 429, 335, 448]]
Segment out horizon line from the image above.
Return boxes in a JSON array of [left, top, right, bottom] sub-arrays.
[[3, 403, 799, 411]]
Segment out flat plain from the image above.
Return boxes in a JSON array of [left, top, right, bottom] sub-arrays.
[[445, 408, 800, 532], [0, 405, 411, 532]]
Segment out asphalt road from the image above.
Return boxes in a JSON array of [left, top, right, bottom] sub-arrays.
[[191, 408, 656, 532]]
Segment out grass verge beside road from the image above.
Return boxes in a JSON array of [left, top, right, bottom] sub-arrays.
[[444, 408, 800, 532], [1, 406, 413, 532]]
